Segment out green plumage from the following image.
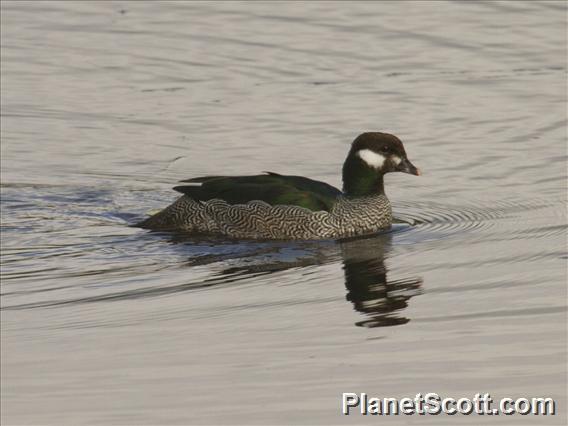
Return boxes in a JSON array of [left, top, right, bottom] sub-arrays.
[[173, 172, 341, 212]]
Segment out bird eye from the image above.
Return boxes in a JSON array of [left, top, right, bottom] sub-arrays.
[[380, 146, 389, 153]]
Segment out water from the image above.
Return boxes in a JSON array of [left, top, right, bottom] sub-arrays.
[[1, 1, 566, 424]]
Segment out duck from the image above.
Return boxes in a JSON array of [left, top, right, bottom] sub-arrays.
[[136, 132, 420, 239]]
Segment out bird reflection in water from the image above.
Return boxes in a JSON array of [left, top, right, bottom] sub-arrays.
[[340, 234, 423, 327], [166, 229, 423, 328]]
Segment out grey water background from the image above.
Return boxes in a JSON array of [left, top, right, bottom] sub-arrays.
[[1, 1, 566, 424]]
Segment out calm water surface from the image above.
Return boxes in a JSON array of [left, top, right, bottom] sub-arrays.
[[1, 1, 566, 425]]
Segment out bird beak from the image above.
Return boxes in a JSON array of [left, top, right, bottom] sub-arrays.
[[397, 158, 421, 176]]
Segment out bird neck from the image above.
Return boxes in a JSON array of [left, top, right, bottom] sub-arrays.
[[342, 159, 385, 197]]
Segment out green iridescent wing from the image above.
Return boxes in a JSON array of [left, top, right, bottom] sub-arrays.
[[173, 172, 341, 212]]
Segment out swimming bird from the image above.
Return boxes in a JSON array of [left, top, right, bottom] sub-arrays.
[[137, 132, 420, 239]]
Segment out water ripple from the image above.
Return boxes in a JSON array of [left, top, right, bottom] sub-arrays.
[[393, 198, 565, 242]]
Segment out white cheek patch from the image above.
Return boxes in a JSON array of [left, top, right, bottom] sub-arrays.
[[392, 155, 402, 166], [357, 149, 385, 169]]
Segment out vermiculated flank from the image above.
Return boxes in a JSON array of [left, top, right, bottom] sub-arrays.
[[138, 194, 392, 239]]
